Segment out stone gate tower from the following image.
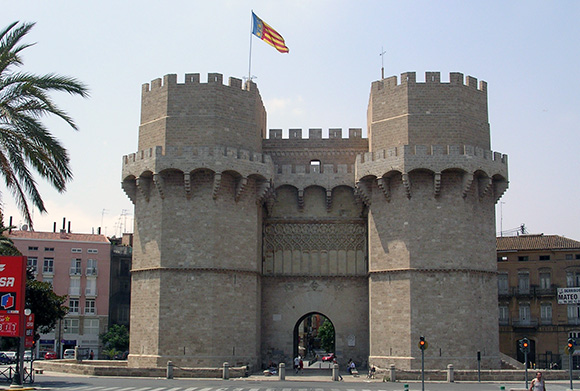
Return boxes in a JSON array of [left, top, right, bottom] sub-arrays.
[[358, 72, 508, 369], [122, 71, 508, 370], [122, 73, 272, 367]]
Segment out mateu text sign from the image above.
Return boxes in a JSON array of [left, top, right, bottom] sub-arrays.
[[0, 256, 26, 337], [558, 287, 580, 304]]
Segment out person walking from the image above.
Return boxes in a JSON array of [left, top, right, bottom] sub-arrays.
[[530, 371, 546, 391], [294, 355, 300, 374], [333, 358, 343, 381]]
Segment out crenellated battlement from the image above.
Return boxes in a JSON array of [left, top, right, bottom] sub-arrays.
[[267, 128, 364, 140], [372, 71, 487, 92], [123, 145, 272, 166], [141, 72, 256, 94], [356, 144, 507, 165]]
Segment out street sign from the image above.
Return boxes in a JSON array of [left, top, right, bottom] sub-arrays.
[[24, 314, 34, 348], [558, 287, 580, 304], [0, 257, 26, 337]]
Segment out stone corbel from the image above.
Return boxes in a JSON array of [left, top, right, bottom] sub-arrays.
[[376, 177, 391, 202], [153, 173, 165, 199], [494, 180, 509, 203], [212, 173, 222, 200], [401, 173, 411, 199], [434, 172, 441, 197], [184, 173, 191, 199], [235, 177, 248, 202], [136, 177, 150, 202], [479, 177, 493, 199], [121, 179, 137, 204], [256, 181, 271, 205], [297, 189, 304, 210], [355, 181, 372, 206], [462, 173, 474, 198]]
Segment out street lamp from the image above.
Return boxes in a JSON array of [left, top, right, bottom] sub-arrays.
[[57, 319, 68, 358]]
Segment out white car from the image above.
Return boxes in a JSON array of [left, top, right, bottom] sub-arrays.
[[23, 351, 32, 361], [63, 349, 75, 359]]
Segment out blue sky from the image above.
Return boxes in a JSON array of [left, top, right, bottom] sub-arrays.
[[2, 1, 579, 239]]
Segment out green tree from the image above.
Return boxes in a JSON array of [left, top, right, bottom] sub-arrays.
[[0, 21, 89, 227], [0, 223, 19, 255], [100, 324, 129, 358], [25, 272, 68, 335], [318, 319, 335, 353]]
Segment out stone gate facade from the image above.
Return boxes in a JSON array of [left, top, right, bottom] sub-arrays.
[[122, 71, 509, 370]]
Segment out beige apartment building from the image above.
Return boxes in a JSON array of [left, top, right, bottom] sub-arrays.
[[497, 234, 580, 369]]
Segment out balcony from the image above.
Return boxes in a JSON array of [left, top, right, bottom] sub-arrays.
[[568, 318, 580, 325], [85, 288, 98, 297], [498, 285, 558, 298], [535, 285, 558, 297], [512, 318, 539, 328], [86, 267, 98, 276], [540, 317, 553, 326], [69, 267, 81, 276], [42, 268, 54, 275], [68, 287, 81, 296], [499, 318, 510, 326]]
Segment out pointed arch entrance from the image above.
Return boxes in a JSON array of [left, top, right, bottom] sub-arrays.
[[293, 312, 335, 361]]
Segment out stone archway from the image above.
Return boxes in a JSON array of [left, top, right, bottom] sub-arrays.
[[293, 312, 335, 362]]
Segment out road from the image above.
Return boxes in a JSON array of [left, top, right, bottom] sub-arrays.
[[4, 371, 577, 391]]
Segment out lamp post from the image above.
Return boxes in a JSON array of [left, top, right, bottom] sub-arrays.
[[57, 319, 68, 358]]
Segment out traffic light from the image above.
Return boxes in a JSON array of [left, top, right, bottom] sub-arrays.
[[519, 338, 530, 354], [419, 336, 426, 350], [568, 338, 575, 354]]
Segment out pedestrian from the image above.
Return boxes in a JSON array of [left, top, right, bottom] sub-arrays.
[[333, 358, 343, 381], [299, 357, 303, 373], [529, 371, 546, 391], [89, 350, 94, 360], [294, 355, 300, 374]]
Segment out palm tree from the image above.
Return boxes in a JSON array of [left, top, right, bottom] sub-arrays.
[[0, 21, 89, 228]]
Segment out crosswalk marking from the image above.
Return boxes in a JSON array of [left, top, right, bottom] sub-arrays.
[[183, 388, 198, 391]]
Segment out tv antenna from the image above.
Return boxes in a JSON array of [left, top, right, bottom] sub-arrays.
[[379, 46, 386, 79]]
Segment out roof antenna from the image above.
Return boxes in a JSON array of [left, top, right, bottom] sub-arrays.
[[379, 46, 386, 79]]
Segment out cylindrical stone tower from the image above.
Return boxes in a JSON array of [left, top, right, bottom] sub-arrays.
[[122, 73, 274, 368], [358, 72, 508, 369]]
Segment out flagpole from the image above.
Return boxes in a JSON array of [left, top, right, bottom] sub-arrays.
[[248, 10, 254, 88]]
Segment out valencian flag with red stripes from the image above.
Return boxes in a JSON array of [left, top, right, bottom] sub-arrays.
[[252, 12, 289, 53]]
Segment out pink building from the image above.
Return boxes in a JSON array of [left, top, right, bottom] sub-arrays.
[[9, 229, 110, 358]]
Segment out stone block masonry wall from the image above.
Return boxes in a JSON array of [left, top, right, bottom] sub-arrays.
[[261, 276, 368, 369], [139, 73, 266, 152], [123, 70, 508, 371], [368, 72, 490, 152]]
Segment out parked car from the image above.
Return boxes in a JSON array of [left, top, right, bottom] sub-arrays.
[[23, 351, 32, 361], [321, 353, 335, 362], [44, 351, 57, 360], [0, 353, 12, 365], [3, 351, 16, 363], [63, 349, 75, 359]]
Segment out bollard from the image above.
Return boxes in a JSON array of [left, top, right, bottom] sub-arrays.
[[332, 363, 339, 381], [278, 362, 285, 380], [222, 362, 229, 380], [447, 364, 454, 382], [390, 364, 396, 382], [166, 361, 173, 379]]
